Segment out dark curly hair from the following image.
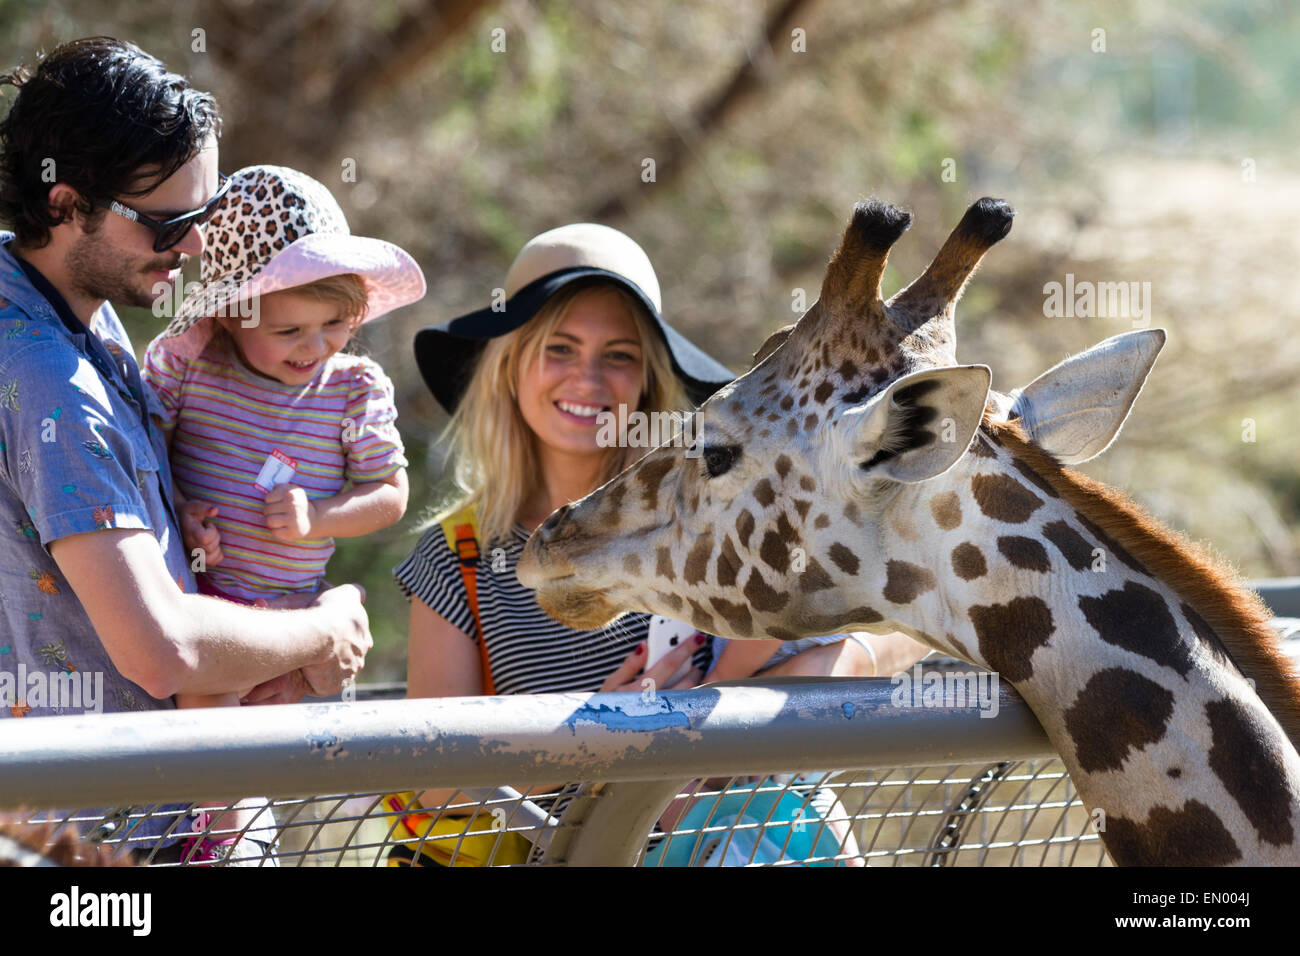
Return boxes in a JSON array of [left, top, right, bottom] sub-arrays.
[[0, 36, 221, 248]]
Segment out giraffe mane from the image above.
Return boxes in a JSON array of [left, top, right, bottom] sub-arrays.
[[986, 414, 1300, 754]]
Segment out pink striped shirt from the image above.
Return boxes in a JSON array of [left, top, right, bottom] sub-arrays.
[[142, 334, 406, 602]]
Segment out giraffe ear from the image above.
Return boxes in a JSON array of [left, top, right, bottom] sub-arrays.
[[1010, 329, 1165, 464], [848, 365, 991, 483]]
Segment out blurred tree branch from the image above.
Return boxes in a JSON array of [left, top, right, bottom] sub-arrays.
[[209, 0, 493, 173]]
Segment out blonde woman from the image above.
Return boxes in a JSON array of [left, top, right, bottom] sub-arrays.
[[391, 224, 927, 864]]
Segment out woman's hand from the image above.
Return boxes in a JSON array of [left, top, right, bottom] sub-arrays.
[[600, 634, 706, 693]]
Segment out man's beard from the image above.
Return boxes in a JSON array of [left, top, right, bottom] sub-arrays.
[[65, 228, 183, 311]]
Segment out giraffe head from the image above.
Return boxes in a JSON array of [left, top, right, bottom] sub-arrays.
[[518, 198, 1027, 638]]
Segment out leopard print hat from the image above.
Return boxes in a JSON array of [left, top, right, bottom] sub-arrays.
[[160, 164, 426, 342]]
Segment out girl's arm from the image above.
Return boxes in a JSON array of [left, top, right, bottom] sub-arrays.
[[263, 468, 408, 541]]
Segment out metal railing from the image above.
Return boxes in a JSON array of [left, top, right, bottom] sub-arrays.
[[0, 676, 1110, 866]]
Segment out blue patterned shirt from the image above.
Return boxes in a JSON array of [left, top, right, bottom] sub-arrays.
[[0, 233, 195, 720]]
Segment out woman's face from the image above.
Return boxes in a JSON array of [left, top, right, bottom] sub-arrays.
[[516, 287, 645, 463]]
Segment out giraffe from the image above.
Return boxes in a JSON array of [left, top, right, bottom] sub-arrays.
[[517, 197, 1300, 865]]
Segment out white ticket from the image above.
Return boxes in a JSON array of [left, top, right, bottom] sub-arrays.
[[253, 449, 298, 493]]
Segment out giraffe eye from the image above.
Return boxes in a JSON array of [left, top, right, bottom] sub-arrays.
[[703, 445, 739, 478]]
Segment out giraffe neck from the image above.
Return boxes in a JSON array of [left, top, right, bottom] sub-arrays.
[[874, 432, 1300, 865]]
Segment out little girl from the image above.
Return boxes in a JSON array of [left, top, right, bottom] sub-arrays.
[[141, 164, 426, 862]]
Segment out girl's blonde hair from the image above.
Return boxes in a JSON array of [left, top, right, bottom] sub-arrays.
[[436, 281, 692, 548]]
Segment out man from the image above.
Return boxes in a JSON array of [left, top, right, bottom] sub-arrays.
[[0, 37, 371, 853]]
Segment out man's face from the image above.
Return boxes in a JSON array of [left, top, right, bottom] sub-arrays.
[[65, 134, 219, 310]]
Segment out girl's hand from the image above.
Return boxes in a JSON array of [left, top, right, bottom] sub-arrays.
[[263, 483, 316, 541], [179, 499, 223, 567], [600, 633, 706, 694]]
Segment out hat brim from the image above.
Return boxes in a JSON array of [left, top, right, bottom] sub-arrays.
[[164, 232, 427, 342], [415, 267, 735, 415]]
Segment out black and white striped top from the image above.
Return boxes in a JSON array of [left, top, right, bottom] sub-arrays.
[[394, 522, 712, 695]]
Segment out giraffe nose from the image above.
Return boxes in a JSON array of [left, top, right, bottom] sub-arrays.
[[540, 503, 571, 536]]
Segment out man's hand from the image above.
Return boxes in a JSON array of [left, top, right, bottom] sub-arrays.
[[178, 499, 223, 566], [299, 584, 371, 696], [263, 483, 316, 541], [240, 669, 312, 705]]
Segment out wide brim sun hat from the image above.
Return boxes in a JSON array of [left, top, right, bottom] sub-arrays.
[[414, 222, 735, 415], [160, 164, 426, 346]]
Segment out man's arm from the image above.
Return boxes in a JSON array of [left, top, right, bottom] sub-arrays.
[[50, 527, 371, 700]]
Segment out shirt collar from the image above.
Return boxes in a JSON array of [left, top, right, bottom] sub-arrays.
[[9, 247, 92, 340]]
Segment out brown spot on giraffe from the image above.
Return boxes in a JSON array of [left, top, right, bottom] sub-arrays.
[[1104, 800, 1241, 866], [837, 359, 856, 381], [971, 473, 1043, 523], [813, 380, 835, 404], [969, 596, 1054, 683], [951, 542, 987, 580], [735, 509, 755, 549], [843, 501, 862, 525], [813, 513, 830, 529], [604, 480, 628, 518], [1206, 698, 1296, 846], [760, 530, 791, 574], [828, 543, 859, 576], [1074, 513, 1150, 578], [929, 492, 962, 530], [709, 595, 754, 637], [775, 455, 792, 480], [655, 546, 675, 581], [654, 590, 683, 613], [636, 456, 675, 510], [622, 554, 641, 576], [716, 536, 742, 588], [799, 556, 835, 592], [799, 475, 816, 492], [997, 535, 1051, 572], [683, 532, 714, 586], [754, 479, 775, 508], [1079, 581, 1193, 678], [685, 597, 716, 633], [1010, 457, 1060, 499], [883, 560, 937, 604], [793, 498, 812, 520], [804, 413, 819, 430], [1063, 667, 1174, 773], [780, 395, 794, 411], [743, 567, 789, 612], [766, 626, 801, 641], [1042, 520, 1094, 572], [1167, 767, 1181, 779]]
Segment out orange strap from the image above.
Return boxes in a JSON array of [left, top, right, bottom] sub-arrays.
[[450, 518, 494, 695]]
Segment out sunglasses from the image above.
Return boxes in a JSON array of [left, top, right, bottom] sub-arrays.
[[94, 172, 232, 253]]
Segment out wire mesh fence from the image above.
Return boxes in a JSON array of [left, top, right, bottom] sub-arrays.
[[4, 760, 1108, 867]]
